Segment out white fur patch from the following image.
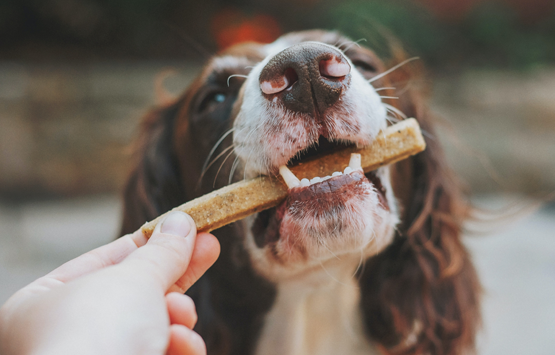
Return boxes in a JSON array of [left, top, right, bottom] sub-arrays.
[[254, 261, 380, 355], [233, 42, 387, 177], [241, 168, 398, 281], [226, 33, 404, 353], [231, 36, 399, 279]]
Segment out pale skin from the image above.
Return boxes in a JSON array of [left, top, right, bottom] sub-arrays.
[[0, 211, 220, 355]]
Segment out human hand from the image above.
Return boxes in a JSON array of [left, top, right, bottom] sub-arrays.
[[0, 211, 220, 355]]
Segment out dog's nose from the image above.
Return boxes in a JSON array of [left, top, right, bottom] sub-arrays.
[[259, 43, 351, 114]]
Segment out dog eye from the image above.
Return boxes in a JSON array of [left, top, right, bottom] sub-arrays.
[[199, 92, 227, 113], [352, 60, 377, 74]]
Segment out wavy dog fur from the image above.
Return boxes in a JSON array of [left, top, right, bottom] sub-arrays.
[[120, 30, 480, 355]]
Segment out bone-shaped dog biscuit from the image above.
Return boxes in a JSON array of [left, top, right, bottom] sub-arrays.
[[141, 118, 426, 237]]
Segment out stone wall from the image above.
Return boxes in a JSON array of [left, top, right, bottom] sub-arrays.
[[1, 62, 554, 197], [433, 69, 555, 194], [0, 62, 200, 197]]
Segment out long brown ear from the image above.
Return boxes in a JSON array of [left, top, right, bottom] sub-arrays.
[[120, 100, 187, 235], [359, 63, 481, 355]]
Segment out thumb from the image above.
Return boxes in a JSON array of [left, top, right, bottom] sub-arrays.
[[118, 211, 197, 291]]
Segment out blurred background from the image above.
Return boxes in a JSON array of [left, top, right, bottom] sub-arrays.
[[1, 0, 554, 353]]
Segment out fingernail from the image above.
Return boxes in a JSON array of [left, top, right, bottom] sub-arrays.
[[160, 212, 191, 237]]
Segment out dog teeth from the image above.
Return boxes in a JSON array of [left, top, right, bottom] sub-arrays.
[[279, 166, 300, 189], [310, 177, 322, 184], [280, 156, 361, 190], [348, 153, 363, 171]]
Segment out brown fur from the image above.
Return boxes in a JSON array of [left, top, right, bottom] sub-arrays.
[[359, 56, 481, 355], [120, 31, 480, 355]]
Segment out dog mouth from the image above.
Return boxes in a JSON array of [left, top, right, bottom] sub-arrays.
[[251, 141, 389, 249], [286, 136, 354, 167]]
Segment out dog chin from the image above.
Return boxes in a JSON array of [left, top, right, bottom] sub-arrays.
[[242, 169, 398, 281]]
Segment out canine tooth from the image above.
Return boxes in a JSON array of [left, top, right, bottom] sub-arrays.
[[349, 153, 362, 171], [279, 166, 300, 189], [344, 166, 353, 174], [310, 177, 322, 184], [300, 178, 310, 187], [332, 171, 342, 177]]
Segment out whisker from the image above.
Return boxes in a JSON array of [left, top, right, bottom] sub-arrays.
[[379, 96, 399, 100], [201, 128, 235, 177], [199, 144, 235, 185], [352, 246, 365, 278], [386, 111, 401, 123], [214, 147, 236, 188], [228, 156, 240, 185], [385, 115, 400, 125], [318, 260, 351, 287], [357, 261, 368, 282], [342, 38, 367, 52], [383, 103, 407, 119], [335, 39, 349, 49], [368, 57, 420, 84], [395, 80, 413, 96], [227, 74, 248, 87], [320, 237, 341, 260], [421, 129, 436, 140], [374, 86, 396, 92]]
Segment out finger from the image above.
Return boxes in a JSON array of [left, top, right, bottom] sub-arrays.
[[44, 229, 146, 283], [166, 324, 206, 355], [166, 292, 197, 329], [119, 211, 197, 291], [167, 232, 220, 294]]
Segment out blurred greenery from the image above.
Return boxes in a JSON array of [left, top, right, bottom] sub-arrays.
[[324, 0, 555, 69], [1, 0, 554, 69], [323, 1, 446, 61]]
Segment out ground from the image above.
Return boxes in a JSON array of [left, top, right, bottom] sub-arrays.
[[0, 194, 554, 354]]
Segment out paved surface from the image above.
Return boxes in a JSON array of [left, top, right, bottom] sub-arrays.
[[0, 196, 121, 303], [433, 69, 555, 194], [0, 194, 554, 354], [0, 62, 201, 196], [466, 197, 555, 355]]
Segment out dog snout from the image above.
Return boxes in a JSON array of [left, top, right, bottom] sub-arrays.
[[259, 42, 351, 114]]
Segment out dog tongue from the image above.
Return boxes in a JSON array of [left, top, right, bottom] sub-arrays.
[[279, 153, 362, 189]]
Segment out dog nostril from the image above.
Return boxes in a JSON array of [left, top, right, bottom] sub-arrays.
[[260, 77, 288, 95], [283, 68, 298, 91], [319, 57, 350, 78], [260, 68, 299, 95], [258, 43, 351, 113]]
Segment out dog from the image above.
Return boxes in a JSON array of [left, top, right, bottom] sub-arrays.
[[120, 30, 480, 355]]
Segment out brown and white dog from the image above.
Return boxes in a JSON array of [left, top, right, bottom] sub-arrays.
[[120, 30, 480, 355]]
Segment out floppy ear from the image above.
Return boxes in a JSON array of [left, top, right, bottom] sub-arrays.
[[120, 100, 188, 235], [359, 64, 481, 355]]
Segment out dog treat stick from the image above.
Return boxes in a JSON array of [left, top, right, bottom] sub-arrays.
[[141, 118, 426, 237]]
